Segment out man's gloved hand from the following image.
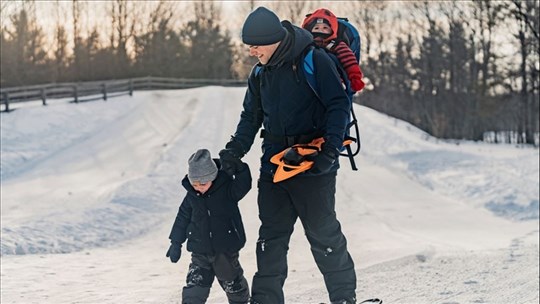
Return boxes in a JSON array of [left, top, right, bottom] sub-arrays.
[[219, 149, 243, 176], [224, 140, 245, 158], [310, 144, 339, 174], [166, 241, 182, 263], [219, 139, 245, 176]]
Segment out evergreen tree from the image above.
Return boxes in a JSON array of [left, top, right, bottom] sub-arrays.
[[0, 9, 48, 86], [414, 14, 447, 137], [134, 2, 186, 78], [181, 2, 234, 79]]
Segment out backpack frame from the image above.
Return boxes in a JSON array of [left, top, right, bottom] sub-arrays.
[[302, 46, 361, 171]]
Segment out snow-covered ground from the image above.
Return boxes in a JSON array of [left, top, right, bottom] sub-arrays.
[[1, 88, 538, 304]]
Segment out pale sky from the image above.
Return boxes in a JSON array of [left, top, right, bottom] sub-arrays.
[[1, 1, 363, 43], [0, 1, 390, 57], [1, 1, 249, 49], [1, 0, 521, 66]]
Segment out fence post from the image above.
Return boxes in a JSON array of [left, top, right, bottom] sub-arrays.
[[73, 85, 79, 103], [102, 83, 107, 101], [3, 92, 9, 112], [41, 88, 47, 106], [129, 79, 133, 96]]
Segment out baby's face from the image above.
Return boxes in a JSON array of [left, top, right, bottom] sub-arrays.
[[311, 23, 332, 34], [192, 181, 212, 194]]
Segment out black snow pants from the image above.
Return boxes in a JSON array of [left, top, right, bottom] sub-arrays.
[[250, 172, 356, 304], [182, 251, 250, 304]]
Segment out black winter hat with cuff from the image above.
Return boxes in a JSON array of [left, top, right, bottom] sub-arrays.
[[242, 6, 286, 46]]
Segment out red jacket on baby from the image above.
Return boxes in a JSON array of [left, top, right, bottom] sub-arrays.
[[302, 8, 365, 93], [329, 40, 365, 92]]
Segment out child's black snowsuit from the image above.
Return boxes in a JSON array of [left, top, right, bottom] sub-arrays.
[[169, 160, 252, 304]]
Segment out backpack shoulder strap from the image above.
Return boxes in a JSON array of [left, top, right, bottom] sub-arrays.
[[303, 46, 354, 101], [302, 47, 319, 100], [254, 65, 263, 77]]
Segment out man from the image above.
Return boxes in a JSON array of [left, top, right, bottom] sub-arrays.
[[219, 6, 357, 304]]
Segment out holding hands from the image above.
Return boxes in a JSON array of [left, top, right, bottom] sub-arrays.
[[219, 140, 245, 176]]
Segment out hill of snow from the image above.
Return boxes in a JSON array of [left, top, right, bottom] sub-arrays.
[[1, 88, 538, 303]]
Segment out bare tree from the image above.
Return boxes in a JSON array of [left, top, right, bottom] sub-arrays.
[[72, 0, 82, 81], [351, 1, 381, 61], [511, 0, 540, 45], [507, 0, 539, 144], [353, 1, 388, 90], [107, 0, 137, 78], [279, 0, 312, 25], [471, 0, 504, 97], [114, 0, 130, 58], [0, 0, 13, 16], [252, 0, 315, 25], [52, 0, 68, 82]]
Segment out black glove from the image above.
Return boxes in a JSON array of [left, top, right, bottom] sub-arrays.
[[219, 139, 245, 176], [310, 144, 339, 174], [219, 149, 243, 176], [224, 139, 245, 158], [166, 241, 182, 263]]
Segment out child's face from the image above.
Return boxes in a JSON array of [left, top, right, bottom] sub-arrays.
[[311, 23, 332, 34], [192, 181, 212, 194]]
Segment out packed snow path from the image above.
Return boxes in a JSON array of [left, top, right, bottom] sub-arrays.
[[1, 88, 538, 303]]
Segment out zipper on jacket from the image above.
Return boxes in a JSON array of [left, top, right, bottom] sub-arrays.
[[292, 63, 300, 83], [259, 67, 265, 88], [207, 210, 212, 239], [231, 220, 241, 239]]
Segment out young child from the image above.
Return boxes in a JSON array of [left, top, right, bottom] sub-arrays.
[[166, 148, 251, 304], [302, 8, 365, 93]]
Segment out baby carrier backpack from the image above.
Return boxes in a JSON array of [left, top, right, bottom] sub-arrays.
[[301, 13, 362, 171]]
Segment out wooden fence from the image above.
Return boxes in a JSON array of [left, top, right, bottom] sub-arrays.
[[0, 76, 247, 112]]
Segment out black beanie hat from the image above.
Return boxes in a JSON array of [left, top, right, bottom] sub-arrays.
[[242, 7, 286, 45]]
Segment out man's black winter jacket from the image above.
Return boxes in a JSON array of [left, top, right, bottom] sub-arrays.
[[168, 161, 251, 254], [231, 21, 350, 175]]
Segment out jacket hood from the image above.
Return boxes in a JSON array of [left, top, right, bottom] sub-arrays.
[[282, 20, 314, 62], [257, 21, 313, 69]]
